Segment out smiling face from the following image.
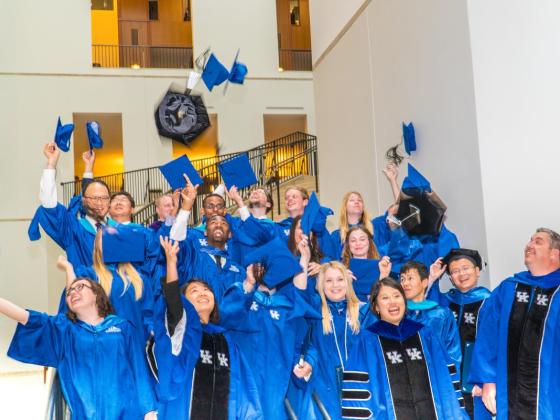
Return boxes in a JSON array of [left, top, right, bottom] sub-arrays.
[[249, 189, 271, 210], [66, 279, 97, 313], [400, 268, 427, 302], [184, 281, 215, 323], [156, 195, 174, 220], [82, 182, 110, 220], [346, 193, 364, 217], [375, 285, 406, 325], [203, 195, 227, 218], [285, 188, 308, 217], [524, 231, 560, 274], [205, 215, 230, 248], [109, 193, 134, 221], [348, 229, 370, 259], [323, 267, 348, 302], [448, 258, 480, 293]]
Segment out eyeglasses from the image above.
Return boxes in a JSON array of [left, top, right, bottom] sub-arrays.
[[450, 266, 475, 276], [84, 195, 110, 203], [66, 283, 93, 296], [204, 203, 225, 210]]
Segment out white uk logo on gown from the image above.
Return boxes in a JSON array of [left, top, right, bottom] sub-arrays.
[[536, 294, 549, 306], [386, 351, 403, 364], [217, 353, 229, 367], [270, 310, 280, 320], [200, 350, 213, 364], [250, 302, 259, 311], [406, 348, 423, 360], [199, 239, 208, 246], [464, 313, 476, 324], [516, 291, 530, 303]]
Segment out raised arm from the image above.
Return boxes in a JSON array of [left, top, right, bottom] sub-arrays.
[[0, 298, 29, 325], [169, 174, 198, 241], [40, 142, 60, 208], [293, 235, 311, 290], [227, 185, 250, 221], [382, 163, 400, 203], [56, 255, 76, 290], [160, 236, 183, 336]]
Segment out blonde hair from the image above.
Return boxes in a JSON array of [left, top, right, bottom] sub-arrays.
[[338, 191, 374, 244], [342, 225, 380, 266], [316, 261, 361, 335], [93, 230, 144, 300]]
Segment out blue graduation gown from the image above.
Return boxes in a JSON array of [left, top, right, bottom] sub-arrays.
[[407, 300, 462, 372], [152, 296, 263, 420], [296, 299, 364, 420], [428, 281, 492, 419], [342, 318, 467, 419], [60, 265, 154, 342], [28, 196, 106, 267], [220, 283, 321, 420], [8, 312, 156, 419], [469, 270, 560, 419]]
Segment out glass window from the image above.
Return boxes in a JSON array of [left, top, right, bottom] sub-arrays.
[[149, 1, 159, 21], [91, 0, 114, 10], [290, 0, 301, 26]]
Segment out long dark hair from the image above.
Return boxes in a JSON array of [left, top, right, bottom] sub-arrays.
[[369, 277, 407, 315], [181, 279, 220, 324], [288, 215, 323, 264], [66, 277, 114, 323]]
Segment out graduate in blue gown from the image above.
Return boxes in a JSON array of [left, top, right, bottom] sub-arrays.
[[56, 227, 154, 343], [398, 261, 462, 371], [218, 236, 321, 420], [469, 228, 560, 419], [153, 237, 262, 419], [3, 277, 157, 419], [293, 261, 366, 419], [277, 187, 337, 259], [427, 249, 492, 419], [342, 278, 468, 419]]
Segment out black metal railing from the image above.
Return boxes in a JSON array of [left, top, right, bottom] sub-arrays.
[[279, 49, 312, 71], [61, 132, 317, 225], [92, 44, 194, 69]]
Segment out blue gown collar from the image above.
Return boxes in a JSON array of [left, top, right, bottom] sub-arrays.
[[327, 299, 347, 314], [202, 322, 226, 334], [367, 317, 424, 340], [200, 246, 229, 259], [446, 286, 491, 304], [407, 299, 438, 310], [513, 269, 560, 288], [76, 314, 123, 333], [254, 290, 293, 308]]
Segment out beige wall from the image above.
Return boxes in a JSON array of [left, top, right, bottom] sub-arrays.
[[314, 0, 489, 285]]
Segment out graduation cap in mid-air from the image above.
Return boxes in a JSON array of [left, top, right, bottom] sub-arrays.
[[402, 122, 416, 155], [394, 163, 447, 236], [243, 238, 303, 288], [86, 121, 104, 151], [155, 90, 210, 146], [54, 117, 74, 152], [201, 53, 230, 91], [217, 153, 258, 190], [102, 225, 146, 264], [159, 154, 204, 190], [223, 49, 248, 95]]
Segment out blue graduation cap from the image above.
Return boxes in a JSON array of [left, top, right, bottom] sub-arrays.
[[102, 225, 146, 264], [223, 49, 248, 95], [401, 163, 431, 192], [159, 154, 204, 190], [349, 258, 381, 299], [86, 121, 104, 151], [217, 153, 258, 190], [402, 122, 416, 155], [54, 117, 74, 152], [300, 192, 333, 235], [202, 53, 229, 91], [243, 238, 302, 288]]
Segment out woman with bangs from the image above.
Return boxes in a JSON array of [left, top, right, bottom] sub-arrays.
[[293, 261, 364, 419], [58, 227, 154, 342]]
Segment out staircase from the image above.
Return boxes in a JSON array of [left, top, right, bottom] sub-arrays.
[[60, 132, 318, 225]]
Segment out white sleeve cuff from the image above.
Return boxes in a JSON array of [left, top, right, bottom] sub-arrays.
[[83, 172, 93, 179], [39, 168, 57, 208], [238, 206, 251, 221], [166, 310, 187, 356], [170, 209, 190, 241]]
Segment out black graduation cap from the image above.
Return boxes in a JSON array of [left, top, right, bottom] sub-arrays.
[[442, 248, 483, 272], [394, 164, 447, 236], [155, 90, 210, 145]]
